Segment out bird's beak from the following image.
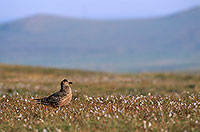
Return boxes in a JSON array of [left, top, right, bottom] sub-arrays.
[[69, 81, 73, 84]]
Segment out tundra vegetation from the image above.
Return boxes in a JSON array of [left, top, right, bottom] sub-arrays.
[[0, 64, 200, 131]]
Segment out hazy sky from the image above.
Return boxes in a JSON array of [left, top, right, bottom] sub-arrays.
[[1, 0, 200, 22]]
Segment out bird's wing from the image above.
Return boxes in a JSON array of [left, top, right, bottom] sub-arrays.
[[34, 92, 60, 103], [48, 91, 67, 103], [34, 91, 66, 107], [47, 92, 62, 102]]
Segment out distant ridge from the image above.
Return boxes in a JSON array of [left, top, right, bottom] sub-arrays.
[[0, 6, 200, 72]]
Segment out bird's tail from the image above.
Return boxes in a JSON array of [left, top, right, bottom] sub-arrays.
[[34, 98, 42, 104], [34, 98, 47, 104]]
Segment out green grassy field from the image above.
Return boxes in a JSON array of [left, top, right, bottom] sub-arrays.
[[0, 64, 200, 131]]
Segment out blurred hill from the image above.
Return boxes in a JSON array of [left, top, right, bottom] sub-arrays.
[[0, 7, 200, 72]]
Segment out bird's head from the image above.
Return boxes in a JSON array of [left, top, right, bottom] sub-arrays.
[[61, 79, 72, 90]]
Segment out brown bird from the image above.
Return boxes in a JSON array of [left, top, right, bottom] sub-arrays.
[[34, 79, 72, 108]]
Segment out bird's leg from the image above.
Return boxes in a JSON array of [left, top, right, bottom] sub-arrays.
[[55, 107, 60, 113]]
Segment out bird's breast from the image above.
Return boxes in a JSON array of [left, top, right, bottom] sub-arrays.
[[59, 93, 72, 106]]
